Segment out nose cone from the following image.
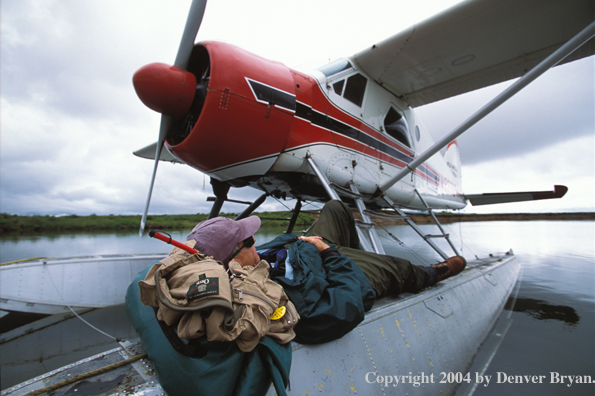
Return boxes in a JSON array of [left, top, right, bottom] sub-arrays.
[[133, 63, 197, 119]]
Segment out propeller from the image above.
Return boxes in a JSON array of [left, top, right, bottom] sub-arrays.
[[136, 0, 208, 237]]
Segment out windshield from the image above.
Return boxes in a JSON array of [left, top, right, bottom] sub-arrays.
[[318, 59, 352, 77]]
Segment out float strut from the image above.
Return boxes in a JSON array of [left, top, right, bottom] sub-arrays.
[[285, 199, 302, 234], [208, 179, 231, 219], [236, 193, 267, 220]]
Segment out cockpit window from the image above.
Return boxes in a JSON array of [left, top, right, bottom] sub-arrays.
[[319, 58, 352, 76], [384, 107, 411, 147], [343, 74, 367, 107], [329, 74, 367, 107], [333, 80, 345, 95]]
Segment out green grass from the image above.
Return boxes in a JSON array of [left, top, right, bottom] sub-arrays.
[[0, 212, 315, 235]]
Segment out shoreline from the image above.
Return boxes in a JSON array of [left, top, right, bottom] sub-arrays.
[[0, 212, 316, 236], [0, 212, 592, 236]]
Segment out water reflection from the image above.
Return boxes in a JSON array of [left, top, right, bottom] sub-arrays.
[[512, 297, 580, 328]]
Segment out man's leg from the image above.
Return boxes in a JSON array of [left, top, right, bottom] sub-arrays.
[[309, 200, 464, 298], [308, 200, 360, 249], [337, 246, 433, 299], [309, 200, 433, 298]]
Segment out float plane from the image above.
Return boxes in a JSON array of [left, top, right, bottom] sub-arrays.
[[2, 0, 593, 394], [132, 0, 591, 259]]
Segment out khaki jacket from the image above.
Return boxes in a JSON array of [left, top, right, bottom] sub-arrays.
[[138, 241, 298, 352]]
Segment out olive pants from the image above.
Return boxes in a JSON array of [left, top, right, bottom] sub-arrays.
[[309, 200, 433, 299]]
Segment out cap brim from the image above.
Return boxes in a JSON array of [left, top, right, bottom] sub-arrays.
[[236, 216, 261, 241]]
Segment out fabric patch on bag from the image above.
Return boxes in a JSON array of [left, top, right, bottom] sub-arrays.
[[187, 273, 219, 301]]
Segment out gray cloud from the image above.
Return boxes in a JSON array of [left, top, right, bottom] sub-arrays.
[[416, 57, 594, 166], [1, 0, 592, 216]]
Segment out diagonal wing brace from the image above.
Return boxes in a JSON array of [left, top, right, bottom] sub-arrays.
[[374, 21, 595, 198]]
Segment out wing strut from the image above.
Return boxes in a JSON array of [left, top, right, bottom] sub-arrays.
[[375, 21, 595, 198]]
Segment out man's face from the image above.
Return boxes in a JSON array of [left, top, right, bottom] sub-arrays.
[[231, 236, 259, 267]]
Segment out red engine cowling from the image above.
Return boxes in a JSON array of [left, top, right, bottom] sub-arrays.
[[165, 41, 297, 177]]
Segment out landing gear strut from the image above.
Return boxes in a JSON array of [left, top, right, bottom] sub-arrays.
[[207, 178, 230, 219]]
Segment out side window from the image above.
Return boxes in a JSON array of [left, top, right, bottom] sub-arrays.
[[384, 107, 411, 147], [330, 73, 367, 107], [343, 74, 367, 107], [333, 80, 345, 95]]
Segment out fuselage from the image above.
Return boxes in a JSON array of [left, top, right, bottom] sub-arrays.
[[156, 41, 466, 211]]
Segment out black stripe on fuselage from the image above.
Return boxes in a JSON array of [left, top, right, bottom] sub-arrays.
[[295, 102, 412, 164], [247, 79, 296, 111], [295, 102, 439, 184]]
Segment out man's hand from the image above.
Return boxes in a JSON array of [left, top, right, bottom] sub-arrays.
[[299, 236, 330, 252]]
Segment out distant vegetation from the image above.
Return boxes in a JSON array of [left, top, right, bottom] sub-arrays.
[[0, 212, 316, 235], [1, 211, 591, 236]]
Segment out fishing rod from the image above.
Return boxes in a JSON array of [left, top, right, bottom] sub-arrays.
[[149, 230, 198, 254]]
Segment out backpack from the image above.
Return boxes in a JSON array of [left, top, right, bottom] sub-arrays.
[[127, 265, 293, 396], [138, 241, 298, 353]]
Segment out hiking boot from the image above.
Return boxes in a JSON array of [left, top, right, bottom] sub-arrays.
[[431, 256, 467, 282]]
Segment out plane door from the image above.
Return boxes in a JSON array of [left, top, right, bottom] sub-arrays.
[[382, 106, 412, 150], [379, 105, 417, 205]]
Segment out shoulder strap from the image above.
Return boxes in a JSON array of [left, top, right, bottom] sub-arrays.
[[153, 308, 207, 358]]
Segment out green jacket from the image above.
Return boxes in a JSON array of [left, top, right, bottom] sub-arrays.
[[258, 234, 376, 344]]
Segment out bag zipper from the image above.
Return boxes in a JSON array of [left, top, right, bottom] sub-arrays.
[[282, 306, 295, 325], [233, 288, 296, 325], [233, 288, 276, 311]]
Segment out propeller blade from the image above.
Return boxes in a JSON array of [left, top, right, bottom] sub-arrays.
[[174, 0, 208, 70], [139, 0, 208, 236], [139, 115, 172, 236]]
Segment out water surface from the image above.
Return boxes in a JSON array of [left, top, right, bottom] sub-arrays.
[[1, 221, 593, 394]]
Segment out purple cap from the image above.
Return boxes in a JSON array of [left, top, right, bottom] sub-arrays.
[[186, 216, 261, 262]]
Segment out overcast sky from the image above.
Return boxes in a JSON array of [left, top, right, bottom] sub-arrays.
[[1, 0, 593, 217]]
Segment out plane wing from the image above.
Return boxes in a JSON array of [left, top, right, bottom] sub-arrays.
[[464, 185, 568, 206], [351, 0, 595, 107], [133, 142, 184, 164]]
